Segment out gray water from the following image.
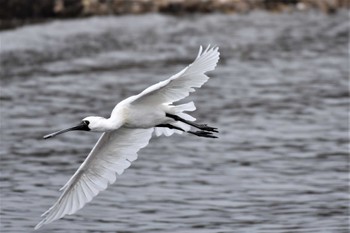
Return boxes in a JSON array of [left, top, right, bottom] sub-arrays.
[[0, 11, 349, 233]]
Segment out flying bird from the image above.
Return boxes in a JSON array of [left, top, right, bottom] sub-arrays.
[[35, 45, 220, 229]]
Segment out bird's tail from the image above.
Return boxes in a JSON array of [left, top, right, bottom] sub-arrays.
[[155, 102, 196, 136]]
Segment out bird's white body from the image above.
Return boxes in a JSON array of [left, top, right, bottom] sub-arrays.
[[83, 98, 173, 130], [121, 101, 167, 128], [35, 45, 220, 230]]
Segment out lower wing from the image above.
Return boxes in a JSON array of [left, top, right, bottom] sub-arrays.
[[35, 127, 154, 230]]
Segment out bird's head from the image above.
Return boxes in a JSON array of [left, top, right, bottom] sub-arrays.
[[43, 116, 107, 139], [81, 116, 108, 131]]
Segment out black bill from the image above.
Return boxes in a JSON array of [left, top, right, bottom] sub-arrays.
[[43, 121, 90, 139]]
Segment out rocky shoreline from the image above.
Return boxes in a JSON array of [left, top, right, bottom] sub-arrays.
[[0, 0, 348, 30]]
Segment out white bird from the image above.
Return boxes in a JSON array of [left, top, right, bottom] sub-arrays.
[[35, 45, 220, 230]]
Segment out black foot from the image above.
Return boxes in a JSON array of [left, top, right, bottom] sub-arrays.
[[165, 113, 219, 133], [189, 130, 218, 139], [195, 123, 219, 133], [156, 123, 218, 139]]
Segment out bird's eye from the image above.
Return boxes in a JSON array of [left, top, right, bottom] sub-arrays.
[[83, 120, 90, 125]]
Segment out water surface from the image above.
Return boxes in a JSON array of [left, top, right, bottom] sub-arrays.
[[1, 11, 349, 233]]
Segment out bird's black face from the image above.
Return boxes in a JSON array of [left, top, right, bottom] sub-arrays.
[[43, 120, 90, 139]]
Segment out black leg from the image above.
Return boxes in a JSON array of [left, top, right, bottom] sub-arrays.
[[156, 124, 185, 132], [165, 113, 219, 133], [188, 130, 218, 139], [156, 124, 217, 139]]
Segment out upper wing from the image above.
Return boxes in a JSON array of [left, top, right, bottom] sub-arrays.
[[35, 127, 154, 230], [131, 45, 220, 105]]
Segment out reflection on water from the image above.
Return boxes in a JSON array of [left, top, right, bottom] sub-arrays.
[[1, 11, 349, 233]]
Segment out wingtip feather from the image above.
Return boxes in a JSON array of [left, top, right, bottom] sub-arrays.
[[196, 46, 203, 59], [34, 220, 45, 230]]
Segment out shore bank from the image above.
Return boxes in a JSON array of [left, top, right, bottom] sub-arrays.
[[0, 0, 348, 30]]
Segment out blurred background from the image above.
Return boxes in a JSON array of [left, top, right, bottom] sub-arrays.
[[0, 0, 349, 232]]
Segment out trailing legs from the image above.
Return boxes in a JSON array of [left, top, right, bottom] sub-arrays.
[[165, 113, 218, 133], [156, 124, 217, 139]]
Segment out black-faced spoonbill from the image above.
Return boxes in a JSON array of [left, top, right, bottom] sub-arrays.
[[35, 45, 220, 229]]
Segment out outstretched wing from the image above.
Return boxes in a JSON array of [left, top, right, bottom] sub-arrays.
[[131, 45, 220, 105], [35, 127, 154, 230]]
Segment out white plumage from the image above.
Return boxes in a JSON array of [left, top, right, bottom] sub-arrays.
[[36, 45, 220, 229]]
